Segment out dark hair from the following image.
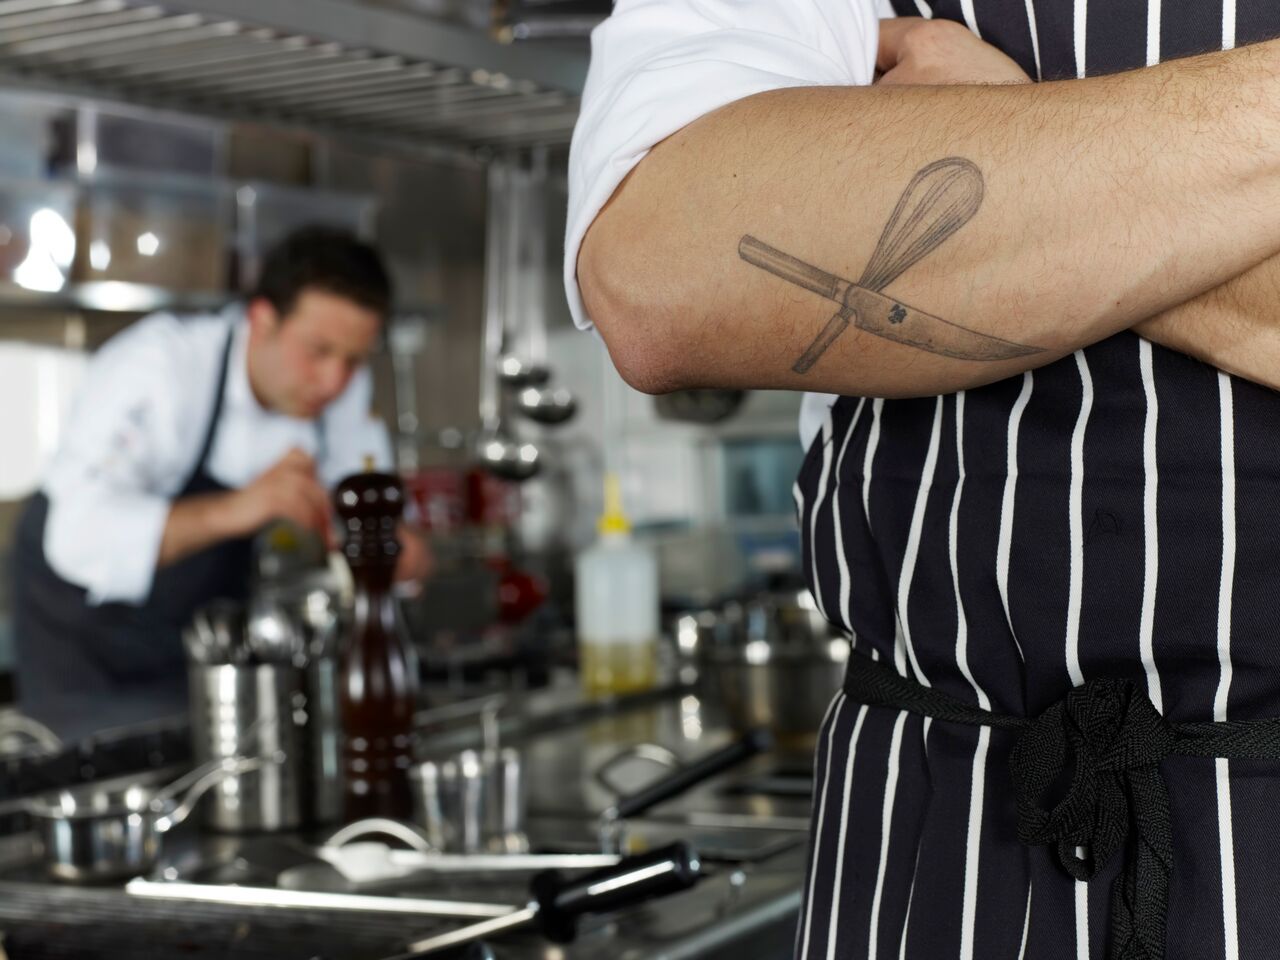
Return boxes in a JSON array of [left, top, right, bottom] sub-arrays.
[[252, 225, 392, 320]]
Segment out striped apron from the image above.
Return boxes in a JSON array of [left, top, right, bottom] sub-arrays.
[[793, 6, 1280, 957]]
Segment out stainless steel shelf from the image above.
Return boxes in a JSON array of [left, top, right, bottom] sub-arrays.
[[0, 0, 588, 151], [0, 279, 228, 314]]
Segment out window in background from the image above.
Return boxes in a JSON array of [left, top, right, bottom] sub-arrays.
[[721, 437, 807, 520], [720, 436, 806, 586]]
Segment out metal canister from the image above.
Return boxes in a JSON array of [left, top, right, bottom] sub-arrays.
[[188, 663, 306, 832], [409, 747, 525, 853]]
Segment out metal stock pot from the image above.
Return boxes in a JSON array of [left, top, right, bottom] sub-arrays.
[[687, 589, 850, 737]]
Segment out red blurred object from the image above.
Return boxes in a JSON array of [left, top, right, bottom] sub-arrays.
[[465, 467, 521, 526], [405, 467, 537, 626], [403, 469, 465, 534], [489, 556, 547, 625], [404, 468, 522, 533]]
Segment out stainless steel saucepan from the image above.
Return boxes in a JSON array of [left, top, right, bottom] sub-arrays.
[[26, 755, 272, 882], [686, 589, 850, 737]]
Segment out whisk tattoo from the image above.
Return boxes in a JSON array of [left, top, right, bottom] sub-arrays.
[[739, 158, 1044, 374]]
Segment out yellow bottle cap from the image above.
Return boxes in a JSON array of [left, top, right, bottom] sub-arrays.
[[363, 454, 376, 473], [598, 472, 632, 536]]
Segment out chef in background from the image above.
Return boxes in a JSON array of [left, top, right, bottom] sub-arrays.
[[12, 225, 429, 730]]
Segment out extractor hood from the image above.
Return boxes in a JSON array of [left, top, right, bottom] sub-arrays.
[[0, 0, 589, 151]]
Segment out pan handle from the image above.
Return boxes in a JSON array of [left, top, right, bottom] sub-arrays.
[[0, 713, 61, 756], [151, 714, 280, 810], [324, 818, 435, 854], [395, 843, 703, 957], [604, 728, 772, 822], [593, 743, 681, 798], [532, 841, 702, 944], [155, 754, 278, 832]]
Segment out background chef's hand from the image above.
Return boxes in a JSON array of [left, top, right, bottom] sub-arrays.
[[877, 17, 1031, 86], [230, 448, 334, 548], [393, 525, 434, 594]]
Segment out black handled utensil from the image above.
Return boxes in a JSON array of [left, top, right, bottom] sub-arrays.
[[385, 842, 702, 958], [606, 727, 773, 822]]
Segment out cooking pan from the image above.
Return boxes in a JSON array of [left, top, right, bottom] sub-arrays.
[[26, 755, 271, 882]]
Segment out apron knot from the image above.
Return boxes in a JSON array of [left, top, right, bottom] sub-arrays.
[[842, 651, 1280, 960], [1010, 677, 1175, 959]]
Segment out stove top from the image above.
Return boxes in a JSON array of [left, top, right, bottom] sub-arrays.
[[0, 881, 463, 960]]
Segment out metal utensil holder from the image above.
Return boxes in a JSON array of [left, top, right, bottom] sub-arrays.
[[304, 656, 344, 826], [409, 696, 525, 853], [409, 746, 526, 854], [188, 663, 306, 832]]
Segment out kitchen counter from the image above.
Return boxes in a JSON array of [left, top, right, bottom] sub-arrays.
[[0, 681, 817, 960]]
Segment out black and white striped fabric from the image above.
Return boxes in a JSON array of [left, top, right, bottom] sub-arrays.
[[793, 6, 1280, 958]]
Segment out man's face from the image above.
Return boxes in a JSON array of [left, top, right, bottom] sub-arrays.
[[246, 288, 382, 418]]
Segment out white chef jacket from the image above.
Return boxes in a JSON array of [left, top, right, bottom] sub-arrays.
[[41, 305, 392, 606], [563, 0, 895, 450]]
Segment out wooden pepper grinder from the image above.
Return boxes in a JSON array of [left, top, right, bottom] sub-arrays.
[[335, 458, 418, 820]]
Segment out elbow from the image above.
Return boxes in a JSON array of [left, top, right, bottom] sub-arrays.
[[577, 220, 697, 396]]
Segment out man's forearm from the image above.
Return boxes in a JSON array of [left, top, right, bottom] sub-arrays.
[[158, 492, 247, 569], [580, 39, 1280, 398], [1137, 252, 1280, 391]]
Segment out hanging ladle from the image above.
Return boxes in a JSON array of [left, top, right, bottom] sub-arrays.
[[497, 354, 550, 389], [507, 148, 577, 428], [515, 384, 576, 425], [476, 160, 541, 482]]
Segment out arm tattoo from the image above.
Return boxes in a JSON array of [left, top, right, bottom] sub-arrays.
[[738, 157, 1045, 374]]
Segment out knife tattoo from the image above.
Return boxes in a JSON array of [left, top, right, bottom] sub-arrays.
[[739, 157, 1045, 374]]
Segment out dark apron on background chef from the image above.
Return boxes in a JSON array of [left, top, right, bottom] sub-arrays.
[[12, 330, 252, 721]]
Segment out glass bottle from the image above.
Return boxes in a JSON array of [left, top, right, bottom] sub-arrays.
[[335, 463, 418, 820]]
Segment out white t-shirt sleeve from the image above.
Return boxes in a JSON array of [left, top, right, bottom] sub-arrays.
[[564, 0, 883, 330], [317, 366, 393, 490], [43, 316, 196, 606]]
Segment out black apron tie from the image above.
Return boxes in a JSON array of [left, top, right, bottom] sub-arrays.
[[842, 652, 1280, 960]]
